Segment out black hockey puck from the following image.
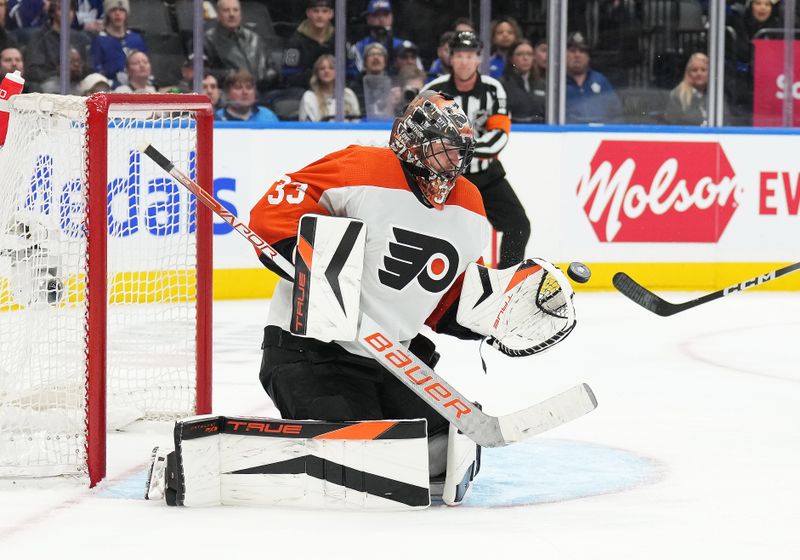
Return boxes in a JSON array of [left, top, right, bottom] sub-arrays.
[[567, 262, 591, 284]]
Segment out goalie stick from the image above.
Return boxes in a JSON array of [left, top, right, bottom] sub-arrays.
[[613, 262, 800, 317], [141, 143, 597, 448]]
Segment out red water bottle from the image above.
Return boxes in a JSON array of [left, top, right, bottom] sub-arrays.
[[0, 70, 25, 147]]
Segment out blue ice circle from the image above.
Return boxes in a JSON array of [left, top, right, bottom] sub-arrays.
[[464, 438, 660, 507]]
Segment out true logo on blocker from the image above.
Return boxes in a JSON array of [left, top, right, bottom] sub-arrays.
[[577, 140, 741, 243], [379, 227, 459, 292]]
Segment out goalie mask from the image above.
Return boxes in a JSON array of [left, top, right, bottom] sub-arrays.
[[390, 91, 474, 209]]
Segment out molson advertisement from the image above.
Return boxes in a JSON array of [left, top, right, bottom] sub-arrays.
[[577, 140, 739, 243]]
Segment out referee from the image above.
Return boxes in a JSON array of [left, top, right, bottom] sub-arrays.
[[423, 31, 530, 269]]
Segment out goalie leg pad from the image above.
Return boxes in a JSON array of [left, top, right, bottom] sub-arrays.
[[442, 423, 480, 506], [291, 214, 366, 342], [164, 415, 431, 510], [144, 446, 180, 505], [144, 446, 168, 501]]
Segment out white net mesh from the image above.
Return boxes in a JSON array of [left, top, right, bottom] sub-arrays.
[[0, 94, 204, 480]]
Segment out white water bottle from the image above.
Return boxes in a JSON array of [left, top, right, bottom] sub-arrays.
[[0, 70, 25, 146]]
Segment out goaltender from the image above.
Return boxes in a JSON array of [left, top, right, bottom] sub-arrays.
[[251, 91, 489, 505], [145, 91, 579, 509]]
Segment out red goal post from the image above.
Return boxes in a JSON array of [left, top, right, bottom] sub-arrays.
[[0, 93, 213, 487]]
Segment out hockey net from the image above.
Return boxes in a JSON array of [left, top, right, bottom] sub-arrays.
[[0, 93, 213, 486]]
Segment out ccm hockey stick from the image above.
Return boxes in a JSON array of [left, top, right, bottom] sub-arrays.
[[141, 143, 597, 448], [614, 262, 800, 317]]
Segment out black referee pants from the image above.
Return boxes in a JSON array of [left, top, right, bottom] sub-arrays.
[[466, 160, 531, 269]]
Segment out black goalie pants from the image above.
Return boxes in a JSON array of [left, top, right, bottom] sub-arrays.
[[258, 326, 449, 437], [466, 160, 531, 269]]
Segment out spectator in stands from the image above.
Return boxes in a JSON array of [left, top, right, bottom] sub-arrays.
[[533, 37, 547, 85], [91, 0, 147, 85], [0, 45, 23, 77], [215, 69, 278, 123], [68, 46, 88, 93], [565, 31, 622, 124], [299, 54, 360, 121], [114, 50, 155, 93], [204, 0, 278, 96], [0, 45, 30, 92], [8, 0, 100, 33], [393, 41, 420, 75], [355, 42, 393, 120], [203, 71, 220, 109], [427, 31, 453, 82], [488, 16, 522, 79], [362, 42, 389, 76], [1, 0, 19, 53], [78, 71, 111, 94], [501, 39, 546, 124], [76, 0, 103, 33], [178, 55, 199, 93], [727, 0, 782, 124], [164, 53, 208, 93], [665, 53, 709, 126], [282, 0, 335, 88], [730, 0, 782, 50], [354, 0, 415, 75], [25, 0, 91, 93], [390, 66, 426, 116], [5, 0, 45, 30]]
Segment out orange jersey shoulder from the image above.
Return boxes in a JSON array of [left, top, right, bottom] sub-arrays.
[[289, 145, 409, 192], [249, 146, 406, 246], [446, 176, 486, 218]]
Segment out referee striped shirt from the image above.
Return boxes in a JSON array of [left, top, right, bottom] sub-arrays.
[[422, 73, 510, 175]]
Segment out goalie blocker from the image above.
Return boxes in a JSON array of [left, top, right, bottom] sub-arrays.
[[291, 214, 366, 342], [146, 416, 479, 509]]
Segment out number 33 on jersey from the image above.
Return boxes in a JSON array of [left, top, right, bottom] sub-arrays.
[[266, 175, 308, 205]]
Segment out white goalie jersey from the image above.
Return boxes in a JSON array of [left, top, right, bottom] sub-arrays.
[[249, 145, 492, 356]]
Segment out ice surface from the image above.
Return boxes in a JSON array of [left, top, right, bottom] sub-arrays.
[[1, 292, 799, 559]]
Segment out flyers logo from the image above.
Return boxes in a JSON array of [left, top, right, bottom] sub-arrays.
[[379, 228, 459, 292]]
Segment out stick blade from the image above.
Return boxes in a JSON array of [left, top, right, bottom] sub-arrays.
[[496, 383, 598, 445], [612, 272, 677, 316]]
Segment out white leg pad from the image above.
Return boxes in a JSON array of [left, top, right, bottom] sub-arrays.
[[144, 446, 169, 501], [164, 415, 430, 510], [442, 423, 479, 506]]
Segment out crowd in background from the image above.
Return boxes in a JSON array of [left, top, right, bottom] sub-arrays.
[[0, 0, 796, 125]]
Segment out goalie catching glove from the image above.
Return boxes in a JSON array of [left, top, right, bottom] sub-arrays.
[[456, 258, 577, 356]]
